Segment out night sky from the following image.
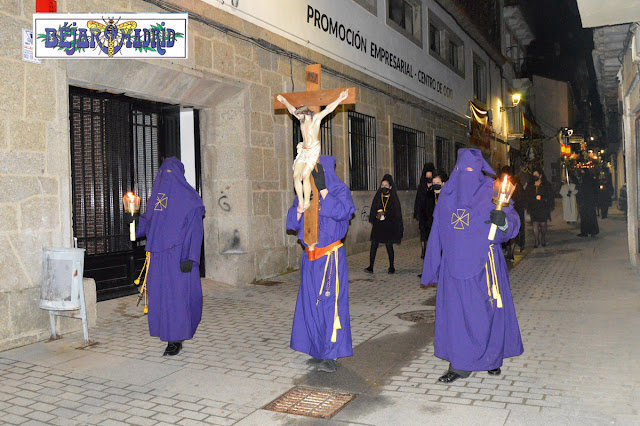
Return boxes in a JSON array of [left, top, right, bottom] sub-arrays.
[[523, 0, 604, 138]]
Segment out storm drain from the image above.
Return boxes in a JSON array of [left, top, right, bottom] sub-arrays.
[[396, 310, 436, 323], [251, 280, 284, 286], [263, 386, 357, 419]]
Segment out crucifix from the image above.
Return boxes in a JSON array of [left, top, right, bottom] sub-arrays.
[[274, 64, 357, 250]]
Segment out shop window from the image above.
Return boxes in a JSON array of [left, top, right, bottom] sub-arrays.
[[429, 24, 441, 55], [387, 0, 422, 47], [348, 112, 377, 191], [429, 10, 465, 77], [393, 124, 429, 190], [436, 136, 454, 174], [473, 55, 487, 104], [352, 0, 377, 15]]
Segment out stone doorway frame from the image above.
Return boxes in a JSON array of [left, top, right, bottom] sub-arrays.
[[63, 59, 252, 285]]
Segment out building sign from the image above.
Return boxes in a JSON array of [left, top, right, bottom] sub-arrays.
[[33, 13, 188, 58], [202, 0, 482, 116], [469, 102, 490, 149], [22, 29, 41, 64]]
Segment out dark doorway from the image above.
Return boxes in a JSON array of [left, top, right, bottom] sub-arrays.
[[69, 87, 201, 301]]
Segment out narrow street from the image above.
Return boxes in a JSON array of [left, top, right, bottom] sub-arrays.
[[1, 209, 639, 425]]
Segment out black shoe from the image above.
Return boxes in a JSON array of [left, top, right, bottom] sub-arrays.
[[163, 341, 183, 356], [364, 266, 373, 274], [317, 359, 337, 373], [533, 244, 539, 248], [488, 368, 501, 375], [541, 243, 546, 247], [388, 267, 395, 274], [577, 233, 587, 237], [438, 371, 462, 383]]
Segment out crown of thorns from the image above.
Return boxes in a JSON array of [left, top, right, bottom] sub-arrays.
[[294, 106, 315, 116]]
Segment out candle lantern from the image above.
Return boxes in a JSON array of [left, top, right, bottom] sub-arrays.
[[123, 192, 141, 241], [488, 176, 516, 241]]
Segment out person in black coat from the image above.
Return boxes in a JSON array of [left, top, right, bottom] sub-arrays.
[[597, 171, 613, 219], [577, 171, 599, 237], [524, 168, 554, 248], [366, 174, 403, 274], [413, 162, 436, 258]]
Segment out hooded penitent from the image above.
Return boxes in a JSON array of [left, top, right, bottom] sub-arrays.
[[421, 149, 523, 371], [286, 155, 356, 360], [136, 157, 205, 342], [369, 174, 404, 243]]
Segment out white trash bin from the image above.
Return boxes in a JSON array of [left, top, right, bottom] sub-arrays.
[[40, 248, 90, 343]]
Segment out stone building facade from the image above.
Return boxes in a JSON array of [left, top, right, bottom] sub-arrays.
[[1, 0, 518, 350]]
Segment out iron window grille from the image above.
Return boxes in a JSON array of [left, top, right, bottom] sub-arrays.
[[70, 88, 172, 256], [348, 112, 377, 191], [292, 111, 333, 159], [393, 124, 428, 190], [436, 136, 454, 174]]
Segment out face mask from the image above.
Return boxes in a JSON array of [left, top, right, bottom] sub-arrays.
[[426, 177, 433, 184], [381, 188, 390, 195], [432, 184, 442, 191], [534, 175, 541, 182]]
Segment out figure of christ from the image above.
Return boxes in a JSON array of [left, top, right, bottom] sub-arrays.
[[277, 89, 349, 213]]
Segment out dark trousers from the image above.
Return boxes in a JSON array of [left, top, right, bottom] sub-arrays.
[[369, 240, 394, 268]]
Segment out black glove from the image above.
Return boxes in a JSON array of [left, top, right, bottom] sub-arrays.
[[124, 213, 139, 226], [485, 209, 506, 227], [567, 190, 572, 197], [180, 260, 193, 273], [311, 163, 326, 192]]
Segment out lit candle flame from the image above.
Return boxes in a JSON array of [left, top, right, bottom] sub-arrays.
[[501, 175, 508, 192]]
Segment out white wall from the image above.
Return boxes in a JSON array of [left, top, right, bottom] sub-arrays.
[[202, 0, 500, 120]]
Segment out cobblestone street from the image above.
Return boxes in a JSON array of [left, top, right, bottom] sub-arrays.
[[1, 210, 639, 425]]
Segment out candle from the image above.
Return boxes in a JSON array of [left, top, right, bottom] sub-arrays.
[[488, 176, 510, 241]]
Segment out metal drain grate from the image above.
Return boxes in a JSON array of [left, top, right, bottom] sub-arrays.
[[263, 386, 357, 419], [396, 310, 436, 323], [251, 280, 284, 286]]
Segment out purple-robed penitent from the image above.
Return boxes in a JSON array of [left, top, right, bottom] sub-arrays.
[[422, 149, 523, 371], [286, 156, 356, 360], [136, 157, 205, 342]]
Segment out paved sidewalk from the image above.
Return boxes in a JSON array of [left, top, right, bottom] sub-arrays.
[[1, 210, 639, 425]]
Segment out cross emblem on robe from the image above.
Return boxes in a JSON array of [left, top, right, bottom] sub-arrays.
[[451, 209, 470, 230], [274, 64, 356, 248]]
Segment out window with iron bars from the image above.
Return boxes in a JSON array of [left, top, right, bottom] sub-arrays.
[[436, 136, 454, 174], [292, 111, 333, 159], [393, 124, 428, 190], [348, 112, 377, 190]]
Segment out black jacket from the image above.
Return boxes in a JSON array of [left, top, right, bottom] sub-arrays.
[[370, 175, 404, 243]]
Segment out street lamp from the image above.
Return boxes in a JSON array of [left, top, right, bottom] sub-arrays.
[[500, 93, 522, 112]]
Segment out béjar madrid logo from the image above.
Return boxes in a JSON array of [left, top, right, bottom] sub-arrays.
[[33, 13, 188, 59]]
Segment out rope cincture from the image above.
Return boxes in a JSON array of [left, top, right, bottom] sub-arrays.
[[485, 244, 503, 309], [135, 251, 151, 314], [316, 243, 343, 343]]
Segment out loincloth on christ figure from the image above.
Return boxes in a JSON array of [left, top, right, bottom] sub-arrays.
[[293, 141, 321, 172]]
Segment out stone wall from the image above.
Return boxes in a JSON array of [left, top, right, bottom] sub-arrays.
[[0, 0, 470, 350]]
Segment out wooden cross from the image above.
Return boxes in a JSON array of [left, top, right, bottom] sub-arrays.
[[274, 64, 356, 249]]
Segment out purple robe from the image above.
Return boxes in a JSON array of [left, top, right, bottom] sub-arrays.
[[287, 156, 355, 360], [422, 149, 523, 371], [136, 157, 205, 342]]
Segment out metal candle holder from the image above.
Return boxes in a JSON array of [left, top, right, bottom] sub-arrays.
[[488, 176, 516, 241]]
